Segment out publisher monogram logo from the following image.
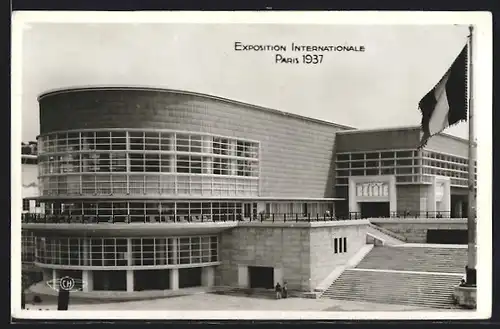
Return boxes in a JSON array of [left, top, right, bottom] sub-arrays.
[[59, 276, 75, 291], [46, 276, 86, 292]]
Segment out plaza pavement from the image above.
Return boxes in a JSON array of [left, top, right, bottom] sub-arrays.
[[24, 292, 461, 312]]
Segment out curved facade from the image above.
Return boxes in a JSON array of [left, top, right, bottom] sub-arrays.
[[25, 86, 346, 294]]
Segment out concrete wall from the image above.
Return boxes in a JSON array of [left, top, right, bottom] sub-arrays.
[[216, 225, 311, 291], [397, 185, 424, 212], [39, 88, 351, 198], [370, 218, 467, 243], [309, 224, 367, 288], [216, 221, 369, 291], [423, 134, 468, 159], [335, 128, 421, 152]]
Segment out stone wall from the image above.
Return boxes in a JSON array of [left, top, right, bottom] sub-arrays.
[[215, 225, 310, 290], [309, 224, 367, 288], [396, 185, 424, 212], [215, 221, 369, 291], [370, 218, 467, 243]]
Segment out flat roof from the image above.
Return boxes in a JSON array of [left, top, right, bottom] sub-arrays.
[[337, 125, 469, 144], [38, 85, 354, 130]]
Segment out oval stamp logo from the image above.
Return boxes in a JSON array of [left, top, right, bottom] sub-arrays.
[[46, 276, 86, 292]]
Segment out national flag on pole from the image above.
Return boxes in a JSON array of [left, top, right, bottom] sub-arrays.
[[418, 42, 468, 148]]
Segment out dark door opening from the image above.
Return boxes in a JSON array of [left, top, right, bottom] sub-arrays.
[[93, 270, 127, 291], [249, 266, 274, 289], [134, 270, 170, 291], [179, 267, 202, 288], [427, 229, 468, 244], [360, 202, 390, 218]]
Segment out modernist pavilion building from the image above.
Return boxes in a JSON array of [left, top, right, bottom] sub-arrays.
[[21, 86, 475, 295]]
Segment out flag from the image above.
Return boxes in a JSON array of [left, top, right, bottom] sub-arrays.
[[418, 42, 468, 148]]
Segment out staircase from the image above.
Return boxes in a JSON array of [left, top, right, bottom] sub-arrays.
[[355, 246, 467, 273], [367, 225, 406, 245], [321, 246, 466, 309], [322, 269, 461, 308]]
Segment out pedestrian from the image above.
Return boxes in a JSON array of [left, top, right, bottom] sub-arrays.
[[282, 281, 288, 299], [275, 282, 282, 299]]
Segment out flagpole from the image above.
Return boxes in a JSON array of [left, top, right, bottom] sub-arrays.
[[466, 24, 477, 286]]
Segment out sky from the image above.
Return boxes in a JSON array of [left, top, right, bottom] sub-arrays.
[[19, 23, 470, 142]]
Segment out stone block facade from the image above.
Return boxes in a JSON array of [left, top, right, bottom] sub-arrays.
[[215, 221, 368, 291], [371, 218, 467, 243], [309, 224, 367, 288]]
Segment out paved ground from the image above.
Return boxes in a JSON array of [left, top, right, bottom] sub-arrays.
[[23, 292, 458, 312]]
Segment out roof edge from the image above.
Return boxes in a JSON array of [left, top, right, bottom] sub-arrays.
[[37, 85, 355, 130]]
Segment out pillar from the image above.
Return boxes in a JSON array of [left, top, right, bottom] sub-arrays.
[[455, 200, 463, 218], [427, 176, 437, 214], [82, 270, 92, 292], [170, 268, 179, 290], [237, 265, 248, 288], [202, 267, 214, 287], [82, 239, 89, 266], [389, 176, 397, 214], [273, 267, 283, 285], [442, 179, 451, 213], [348, 178, 360, 213], [126, 270, 134, 292], [52, 269, 57, 284]]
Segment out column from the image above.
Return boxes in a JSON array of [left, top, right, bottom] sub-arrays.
[[237, 265, 248, 288], [126, 238, 134, 292], [389, 176, 397, 214], [82, 270, 93, 292], [427, 176, 437, 214], [170, 269, 179, 290], [170, 238, 179, 290], [202, 267, 214, 287], [442, 179, 451, 213], [348, 178, 360, 213], [82, 239, 89, 266], [455, 200, 463, 218], [52, 269, 57, 283], [126, 270, 134, 292], [273, 267, 283, 286]]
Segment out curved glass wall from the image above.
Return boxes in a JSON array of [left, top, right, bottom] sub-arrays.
[[35, 200, 247, 223], [34, 235, 218, 268], [37, 130, 260, 197]]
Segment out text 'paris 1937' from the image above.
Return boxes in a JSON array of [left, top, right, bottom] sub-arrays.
[[233, 42, 365, 64]]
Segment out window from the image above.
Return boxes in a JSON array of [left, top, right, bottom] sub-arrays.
[[23, 199, 30, 211]]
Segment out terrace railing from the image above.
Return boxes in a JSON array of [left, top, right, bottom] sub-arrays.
[[21, 210, 467, 224]]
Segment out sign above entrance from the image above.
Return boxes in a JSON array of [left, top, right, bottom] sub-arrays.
[[355, 182, 389, 198]]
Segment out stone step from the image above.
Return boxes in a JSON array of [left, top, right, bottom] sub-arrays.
[[322, 270, 459, 309]]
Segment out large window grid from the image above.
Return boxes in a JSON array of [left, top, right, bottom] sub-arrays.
[[22, 231, 35, 263], [335, 150, 421, 185], [335, 149, 477, 188], [34, 236, 218, 267], [39, 174, 258, 197], [38, 130, 260, 197], [37, 201, 244, 222]]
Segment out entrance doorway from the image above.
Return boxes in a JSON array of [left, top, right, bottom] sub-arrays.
[[179, 267, 202, 288], [134, 270, 170, 291], [248, 266, 274, 289], [427, 229, 468, 244], [360, 202, 390, 218]]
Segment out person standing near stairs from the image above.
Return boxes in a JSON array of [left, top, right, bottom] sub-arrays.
[[275, 282, 282, 299]]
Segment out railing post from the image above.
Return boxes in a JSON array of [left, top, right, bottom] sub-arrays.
[[308, 213, 311, 222], [272, 213, 275, 222], [284, 213, 286, 222], [296, 213, 298, 222]]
